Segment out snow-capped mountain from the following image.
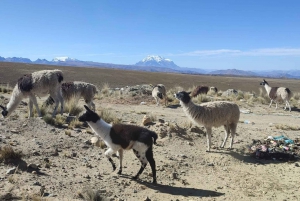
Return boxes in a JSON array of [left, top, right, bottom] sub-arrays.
[[135, 55, 179, 68], [52, 57, 77, 62]]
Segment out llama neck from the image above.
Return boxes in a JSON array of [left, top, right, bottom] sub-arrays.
[[6, 86, 24, 116], [181, 100, 204, 120], [264, 84, 272, 95], [87, 119, 112, 140]]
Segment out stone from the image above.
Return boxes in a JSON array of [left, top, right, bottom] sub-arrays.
[[142, 115, 152, 126]]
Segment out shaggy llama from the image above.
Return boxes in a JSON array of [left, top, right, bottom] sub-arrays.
[[45, 81, 98, 111], [175, 91, 240, 152], [1, 69, 64, 118]]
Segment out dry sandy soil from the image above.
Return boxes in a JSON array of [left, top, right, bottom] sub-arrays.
[[0, 86, 300, 201]]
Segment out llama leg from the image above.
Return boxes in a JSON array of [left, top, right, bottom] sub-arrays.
[[105, 148, 117, 171], [269, 99, 273, 108], [229, 123, 237, 149], [132, 149, 148, 180], [91, 101, 96, 111], [205, 127, 212, 152], [155, 97, 159, 106], [28, 99, 34, 118], [29, 95, 41, 117], [221, 124, 230, 148], [51, 92, 64, 117], [117, 149, 123, 174], [145, 147, 156, 184], [274, 100, 278, 109], [286, 101, 291, 112]]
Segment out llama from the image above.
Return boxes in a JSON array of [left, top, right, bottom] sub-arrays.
[[1, 69, 64, 118], [190, 86, 209, 98], [152, 84, 167, 106], [45, 81, 98, 111], [260, 79, 293, 112], [175, 91, 240, 152], [78, 105, 157, 183]]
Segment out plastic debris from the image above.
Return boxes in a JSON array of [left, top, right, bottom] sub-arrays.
[[249, 136, 300, 161]]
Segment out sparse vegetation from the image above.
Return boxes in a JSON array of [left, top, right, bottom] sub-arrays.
[[100, 108, 121, 124], [63, 95, 83, 116], [275, 124, 300, 131], [69, 119, 83, 128], [0, 146, 23, 163]]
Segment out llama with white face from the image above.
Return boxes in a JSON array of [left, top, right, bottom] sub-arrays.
[[1, 69, 64, 118], [45, 81, 98, 111], [175, 91, 240, 152], [78, 105, 157, 183], [260, 79, 293, 112]]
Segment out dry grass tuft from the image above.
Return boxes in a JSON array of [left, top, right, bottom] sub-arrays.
[[100, 109, 121, 124], [81, 187, 108, 201], [69, 119, 83, 129], [63, 95, 83, 116], [0, 146, 23, 163]]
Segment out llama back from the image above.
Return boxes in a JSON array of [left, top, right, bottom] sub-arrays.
[[276, 87, 293, 101], [186, 101, 240, 127], [30, 70, 63, 95]]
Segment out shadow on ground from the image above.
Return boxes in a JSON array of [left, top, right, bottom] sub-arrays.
[[119, 174, 224, 198]]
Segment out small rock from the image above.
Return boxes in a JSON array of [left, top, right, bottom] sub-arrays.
[[142, 115, 152, 126], [28, 164, 38, 169], [158, 119, 165, 123]]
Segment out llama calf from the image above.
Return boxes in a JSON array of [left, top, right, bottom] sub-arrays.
[[175, 91, 240, 152], [1, 69, 64, 118], [260, 79, 293, 112], [78, 105, 157, 183], [152, 84, 167, 106], [45, 81, 98, 111], [190, 86, 209, 98]]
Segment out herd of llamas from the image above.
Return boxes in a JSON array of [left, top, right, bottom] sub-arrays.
[[0, 69, 294, 184]]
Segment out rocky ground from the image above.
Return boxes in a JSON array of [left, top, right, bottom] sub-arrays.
[[1, 87, 300, 201]]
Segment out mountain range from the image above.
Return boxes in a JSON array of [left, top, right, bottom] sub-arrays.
[[0, 55, 299, 79]]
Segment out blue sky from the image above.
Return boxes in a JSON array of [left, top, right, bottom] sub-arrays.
[[0, 0, 300, 71]]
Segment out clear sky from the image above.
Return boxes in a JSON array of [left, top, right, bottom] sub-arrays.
[[0, 0, 300, 71]]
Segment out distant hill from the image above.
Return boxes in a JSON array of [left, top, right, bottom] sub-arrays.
[[209, 69, 258, 77], [0, 55, 299, 79]]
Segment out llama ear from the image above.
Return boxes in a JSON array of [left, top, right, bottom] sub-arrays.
[[187, 91, 191, 95], [84, 105, 91, 111], [0, 105, 6, 111]]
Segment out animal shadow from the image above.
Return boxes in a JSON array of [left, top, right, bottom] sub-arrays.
[[167, 104, 181, 109], [119, 174, 224, 197]]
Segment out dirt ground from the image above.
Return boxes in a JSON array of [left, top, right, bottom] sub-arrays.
[[1, 91, 300, 201]]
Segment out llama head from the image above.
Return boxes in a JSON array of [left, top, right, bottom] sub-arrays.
[[0, 105, 8, 117], [260, 79, 268, 86], [174, 91, 191, 104], [78, 105, 100, 123]]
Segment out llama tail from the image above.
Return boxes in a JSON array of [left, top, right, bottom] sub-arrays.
[[151, 131, 158, 145]]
